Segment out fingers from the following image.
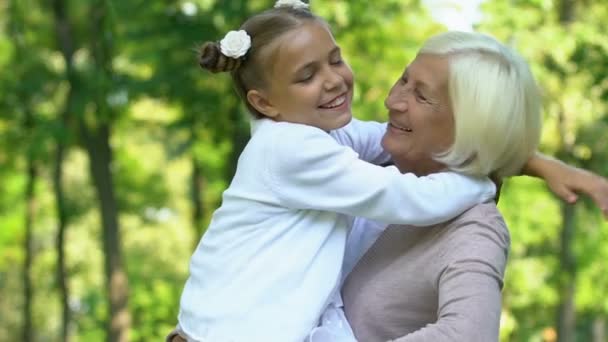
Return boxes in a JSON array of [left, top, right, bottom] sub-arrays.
[[587, 175, 608, 219], [556, 186, 578, 204]]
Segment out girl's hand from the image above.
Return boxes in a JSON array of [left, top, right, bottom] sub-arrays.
[[524, 153, 608, 218], [545, 163, 608, 218]]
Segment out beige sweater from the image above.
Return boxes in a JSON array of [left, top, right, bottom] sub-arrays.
[[342, 202, 509, 342]]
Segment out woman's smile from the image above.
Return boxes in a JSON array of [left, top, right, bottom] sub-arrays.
[[388, 121, 412, 133]]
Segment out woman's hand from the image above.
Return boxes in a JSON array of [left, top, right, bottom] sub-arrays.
[[523, 152, 608, 218]]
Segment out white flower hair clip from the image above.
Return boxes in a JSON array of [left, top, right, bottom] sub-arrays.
[[220, 30, 251, 59], [274, 0, 309, 10]]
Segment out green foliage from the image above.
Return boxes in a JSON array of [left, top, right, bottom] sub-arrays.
[[1, 0, 607, 340], [481, 0, 608, 340]]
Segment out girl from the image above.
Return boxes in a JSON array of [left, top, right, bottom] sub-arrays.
[[173, 1, 495, 341]]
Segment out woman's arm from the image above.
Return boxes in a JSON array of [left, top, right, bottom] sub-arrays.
[[522, 152, 608, 218], [391, 213, 509, 342]]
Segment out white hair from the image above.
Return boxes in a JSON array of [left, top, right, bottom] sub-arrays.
[[420, 31, 542, 180]]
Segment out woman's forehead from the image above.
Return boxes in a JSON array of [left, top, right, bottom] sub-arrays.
[[406, 54, 449, 96]]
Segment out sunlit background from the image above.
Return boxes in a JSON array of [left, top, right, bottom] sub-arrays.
[[1, 0, 607, 341]]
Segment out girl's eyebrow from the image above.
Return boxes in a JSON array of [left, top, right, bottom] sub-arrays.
[[293, 46, 341, 75], [293, 62, 316, 78]]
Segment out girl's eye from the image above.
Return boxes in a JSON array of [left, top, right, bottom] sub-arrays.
[[400, 76, 408, 84], [297, 74, 313, 83], [330, 57, 343, 65]]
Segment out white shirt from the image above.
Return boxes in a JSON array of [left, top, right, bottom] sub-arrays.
[[177, 118, 495, 342]]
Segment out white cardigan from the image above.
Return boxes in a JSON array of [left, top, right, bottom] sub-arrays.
[[177, 118, 495, 342]]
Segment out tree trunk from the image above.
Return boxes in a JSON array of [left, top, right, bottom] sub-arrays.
[[9, 0, 37, 339], [81, 123, 130, 342], [54, 143, 71, 342], [559, 0, 576, 24], [191, 155, 206, 242], [225, 105, 250, 181], [555, 1, 578, 340], [592, 317, 605, 342], [556, 203, 576, 342], [87, 0, 131, 340], [23, 151, 36, 342], [51, 0, 76, 339]]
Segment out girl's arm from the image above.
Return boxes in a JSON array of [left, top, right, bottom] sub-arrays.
[[330, 118, 391, 165], [342, 218, 388, 279], [522, 152, 608, 218], [265, 124, 496, 226]]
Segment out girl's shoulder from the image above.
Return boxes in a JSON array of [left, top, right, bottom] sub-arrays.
[[252, 119, 342, 153]]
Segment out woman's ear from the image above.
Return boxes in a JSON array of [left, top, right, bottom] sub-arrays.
[[247, 89, 279, 118]]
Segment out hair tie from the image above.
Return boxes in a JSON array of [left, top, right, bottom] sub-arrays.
[[219, 30, 251, 59], [274, 0, 309, 10]]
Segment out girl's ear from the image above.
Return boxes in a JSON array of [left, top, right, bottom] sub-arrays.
[[247, 89, 279, 118]]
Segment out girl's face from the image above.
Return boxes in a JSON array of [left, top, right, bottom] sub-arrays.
[[381, 54, 455, 176], [249, 21, 354, 132]]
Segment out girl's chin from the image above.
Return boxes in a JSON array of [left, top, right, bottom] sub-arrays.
[[335, 112, 353, 127]]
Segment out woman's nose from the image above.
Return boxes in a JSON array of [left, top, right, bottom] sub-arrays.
[[385, 91, 407, 112]]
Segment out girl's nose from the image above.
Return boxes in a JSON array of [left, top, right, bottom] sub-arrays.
[[324, 69, 343, 91]]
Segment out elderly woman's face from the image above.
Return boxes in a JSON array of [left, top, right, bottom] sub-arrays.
[[381, 54, 455, 175]]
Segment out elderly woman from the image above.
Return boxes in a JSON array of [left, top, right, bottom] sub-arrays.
[[314, 31, 608, 342]]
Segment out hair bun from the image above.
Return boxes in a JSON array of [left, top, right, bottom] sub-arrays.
[[198, 42, 242, 73]]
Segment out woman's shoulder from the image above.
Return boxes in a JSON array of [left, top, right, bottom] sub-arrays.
[[442, 202, 510, 250], [452, 202, 505, 225]]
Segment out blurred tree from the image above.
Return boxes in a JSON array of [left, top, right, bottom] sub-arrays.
[[0, 0, 607, 341], [52, 0, 135, 339], [481, 0, 608, 341], [85, 0, 131, 340], [8, 0, 41, 339], [50, 0, 79, 339]]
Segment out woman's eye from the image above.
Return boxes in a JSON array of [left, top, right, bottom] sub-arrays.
[[415, 90, 428, 102], [331, 58, 343, 65]]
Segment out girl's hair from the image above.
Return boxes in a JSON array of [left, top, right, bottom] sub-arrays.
[[199, 6, 322, 118], [420, 31, 542, 180]]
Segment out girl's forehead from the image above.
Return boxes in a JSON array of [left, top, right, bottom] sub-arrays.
[[271, 22, 338, 66]]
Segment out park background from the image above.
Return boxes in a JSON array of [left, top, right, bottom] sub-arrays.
[[1, 0, 607, 341]]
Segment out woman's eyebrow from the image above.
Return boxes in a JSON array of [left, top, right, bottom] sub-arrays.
[[415, 80, 433, 94], [329, 46, 341, 56]]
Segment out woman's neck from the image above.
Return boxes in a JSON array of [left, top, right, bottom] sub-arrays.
[[395, 158, 447, 177]]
